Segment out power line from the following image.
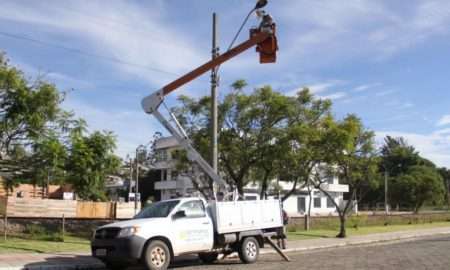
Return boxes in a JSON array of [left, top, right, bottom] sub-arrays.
[[0, 30, 178, 76]]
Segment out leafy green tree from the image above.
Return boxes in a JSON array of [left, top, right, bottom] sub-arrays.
[[0, 53, 62, 156], [172, 82, 294, 196], [277, 88, 332, 201], [377, 136, 444, 211], [313, 115, 380, 238], [381, 136, 420, 176], [66, 131, 120, 201], [29, 134, 68, 192], [438, 167, 450, 208], [392, 166, 445, 212]]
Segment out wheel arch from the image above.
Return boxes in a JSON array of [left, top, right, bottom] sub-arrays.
[[238, 230, 264, 248], [141, 236, 174, 260]]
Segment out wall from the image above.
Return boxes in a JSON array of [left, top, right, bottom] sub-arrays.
[[0, 217, 115, 237]]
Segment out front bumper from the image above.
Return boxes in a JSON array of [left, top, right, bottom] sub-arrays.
[[91, 235, 146, 263]]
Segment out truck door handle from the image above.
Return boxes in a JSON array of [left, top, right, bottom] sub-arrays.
[[202, 222, 210, 225]]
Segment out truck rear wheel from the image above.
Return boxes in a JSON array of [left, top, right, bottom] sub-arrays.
[[144, 240, 171, 270], [198, 252, 219, 264], [238, 237, 259, 264]]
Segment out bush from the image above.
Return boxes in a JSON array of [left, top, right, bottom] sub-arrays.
[[23, 224, 63, 242]]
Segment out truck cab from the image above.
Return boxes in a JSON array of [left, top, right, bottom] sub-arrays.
[[92, 198, 215, 269]]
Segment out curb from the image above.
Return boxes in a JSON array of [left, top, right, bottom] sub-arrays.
[[259, 230, 450, 255]]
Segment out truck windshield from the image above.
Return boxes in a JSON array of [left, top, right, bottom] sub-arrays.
[[134, 200, 180, 219]]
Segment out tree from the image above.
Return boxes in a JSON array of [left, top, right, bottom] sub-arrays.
[[0, 53, 62, 156], [313, 115, 380, 238], [172, 82, 294, 196], [376, 136, 444, 211], [28, 134, 68, 196], [66, 131, 120, 201], [392, 166, 445, 212], [277, 88, 332, 202], [438, 167, 450, 208]]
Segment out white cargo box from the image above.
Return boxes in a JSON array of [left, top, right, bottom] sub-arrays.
[[209, 199, 283, 234]]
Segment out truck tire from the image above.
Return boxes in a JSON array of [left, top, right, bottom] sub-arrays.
[[143, 240, 171, 270], [198, 252, 219, 264], [238, 237, 259, 264]]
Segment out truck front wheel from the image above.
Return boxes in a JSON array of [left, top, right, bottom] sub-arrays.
[[144, 240, 171, 270], [238, 237, 259, 264]]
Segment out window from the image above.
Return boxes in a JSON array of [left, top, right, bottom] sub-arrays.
[[134, 200, 180, 219], [297, 197, 306, 213], [327, 197, 335, 208], [156, 150, 168, 162], [178, 200, 206, 218], [314, 197, 322, 208], [326, 176, 334, 184]]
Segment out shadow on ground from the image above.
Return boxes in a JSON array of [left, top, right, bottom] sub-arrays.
[[24, 255, 104, 270]]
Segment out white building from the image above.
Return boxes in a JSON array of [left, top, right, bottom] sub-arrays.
[[151, 136, 352, 216]]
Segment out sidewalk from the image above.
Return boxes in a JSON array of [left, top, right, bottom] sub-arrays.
[[1, 226, 449, 270]]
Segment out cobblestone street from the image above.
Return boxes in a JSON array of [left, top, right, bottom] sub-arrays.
[[171, 235, 450, 270]]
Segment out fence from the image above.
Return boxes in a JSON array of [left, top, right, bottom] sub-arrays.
[[288, 211, 450, 231], [2, 197, 139, 219]]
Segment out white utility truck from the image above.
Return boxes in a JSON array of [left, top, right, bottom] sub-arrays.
[[91, 197, 283, 270], [91, 1, 283, 269]]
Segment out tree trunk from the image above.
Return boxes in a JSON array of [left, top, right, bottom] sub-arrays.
[[259, 172, 269, 200], [337, 214, 346, 238], [305, 184, 312, 231], [282, 178, 298, 202]]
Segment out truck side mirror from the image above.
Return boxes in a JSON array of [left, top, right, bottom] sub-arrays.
[[172, 210, 186, 220]]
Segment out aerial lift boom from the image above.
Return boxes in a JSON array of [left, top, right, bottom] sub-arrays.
[[141, 5, 278, 198]]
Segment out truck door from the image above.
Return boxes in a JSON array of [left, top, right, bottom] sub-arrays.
[[172, 200, 214, 254]]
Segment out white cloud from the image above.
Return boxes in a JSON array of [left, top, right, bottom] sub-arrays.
[[277, 0, 450, 64], [400, 102, 414, 109], [354, 83, 382, 92], [375, 89, 396, 97], [437, 115, 450, 126], [0, 1, 205, 87], [376, 129, 450, 168], [319, 92, 347, 101], [286, 81, 343, 96]]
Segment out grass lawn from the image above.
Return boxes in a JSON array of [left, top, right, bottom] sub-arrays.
[[0, 235, 90, 254], [287, 221, 450, 240]]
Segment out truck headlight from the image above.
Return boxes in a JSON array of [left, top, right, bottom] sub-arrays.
[[118, 226, 140, 238]]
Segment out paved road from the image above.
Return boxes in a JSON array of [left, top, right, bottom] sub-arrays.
[[167, 235, 450, 270]]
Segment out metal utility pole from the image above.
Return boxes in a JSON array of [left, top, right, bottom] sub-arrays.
[[210, 12, 219, 174], [385, 170, 389, 215], [128, 156, 133, 202], [134, 147, 140, 215]]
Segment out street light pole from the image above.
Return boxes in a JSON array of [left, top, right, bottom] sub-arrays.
[[134, 146, 141, 215], [384, 169, 389, 215]]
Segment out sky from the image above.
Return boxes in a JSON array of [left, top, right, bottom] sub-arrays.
[[1, 0, 450, 167]]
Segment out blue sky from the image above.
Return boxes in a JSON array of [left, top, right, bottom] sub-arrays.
[[1, 0, 450, 167]]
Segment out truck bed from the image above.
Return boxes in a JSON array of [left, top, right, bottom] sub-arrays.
[[209, 199, 283, 234]]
